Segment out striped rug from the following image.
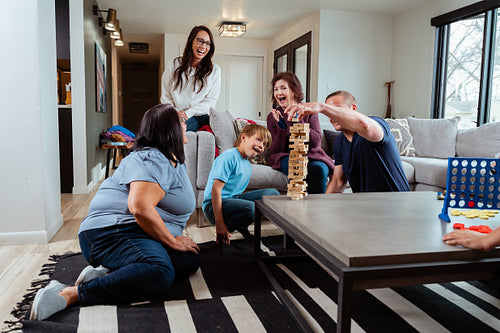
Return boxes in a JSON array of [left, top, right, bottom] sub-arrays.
[[7, 236, 500, 333]]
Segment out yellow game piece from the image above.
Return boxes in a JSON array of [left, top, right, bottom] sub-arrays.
[[450, 210, 461, 216], [479, 215, 489, 219]]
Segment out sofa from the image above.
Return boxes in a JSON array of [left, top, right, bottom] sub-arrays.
[[184, 108, 500, 226]]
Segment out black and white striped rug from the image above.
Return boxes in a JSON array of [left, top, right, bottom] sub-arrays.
[[6, 236, 500, 332]]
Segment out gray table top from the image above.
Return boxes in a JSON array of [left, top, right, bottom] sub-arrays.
[[261, 191, 500, 267]]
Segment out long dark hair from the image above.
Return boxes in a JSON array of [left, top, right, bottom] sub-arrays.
[[133, 104, 185, 164], [171, 25, 215, 93], [270, 71, 304, 105]]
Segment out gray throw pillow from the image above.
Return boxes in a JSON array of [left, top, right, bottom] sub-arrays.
[[456, 122, 500, 157], [407, 117, 459, 158], [385, 118, 416, 157], [209, 107, 237, 153]]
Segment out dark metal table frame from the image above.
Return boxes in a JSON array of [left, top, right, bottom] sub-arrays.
[[254, 200, 500, 333]]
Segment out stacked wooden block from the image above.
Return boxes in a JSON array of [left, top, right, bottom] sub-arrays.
[[287, 120, 310, 200]]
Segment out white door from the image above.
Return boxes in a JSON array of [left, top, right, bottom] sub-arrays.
[[213, 54, 264, 120]]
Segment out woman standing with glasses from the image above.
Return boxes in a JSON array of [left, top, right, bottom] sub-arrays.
[[161, 25, 221, 132]]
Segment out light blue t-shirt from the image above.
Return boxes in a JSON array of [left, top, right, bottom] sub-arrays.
[[202, 147, 252, 210], [79, 147, 195, 237]]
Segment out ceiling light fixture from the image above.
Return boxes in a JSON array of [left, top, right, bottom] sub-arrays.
[[219, 22, 246, 37], [110, 21, 121, 39], [114, 39, 124, 47]]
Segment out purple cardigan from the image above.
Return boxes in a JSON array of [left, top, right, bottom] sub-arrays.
[[267, 107, 335, 175]]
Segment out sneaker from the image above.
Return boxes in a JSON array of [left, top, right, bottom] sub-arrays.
[[30, 280, 68, 321], [75, 265, 109, 285], [238, 228, 254, 241]]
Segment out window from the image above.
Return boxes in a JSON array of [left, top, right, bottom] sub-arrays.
[[431, 0, 499, 128]]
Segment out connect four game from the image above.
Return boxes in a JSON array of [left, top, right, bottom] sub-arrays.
[[439, 157, 500, 222]]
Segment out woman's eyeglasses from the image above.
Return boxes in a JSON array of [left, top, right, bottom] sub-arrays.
[[195, 38, 211, 47]]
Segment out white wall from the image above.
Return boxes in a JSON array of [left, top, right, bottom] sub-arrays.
[[69, 0, 89, 193], [391, 0, 478, 118], [0, 0, 63, 245], [317, 10, 393, 118]]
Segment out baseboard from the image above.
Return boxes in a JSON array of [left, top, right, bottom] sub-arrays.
[[47, 213, 64, 242], [0, 230, 48, 245], [72, 163, 106, 194]]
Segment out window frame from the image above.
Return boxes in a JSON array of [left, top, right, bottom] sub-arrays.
[[431, 0, 499, 126]]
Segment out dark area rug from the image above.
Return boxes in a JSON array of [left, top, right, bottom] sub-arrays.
[[3, 236, 500, 332]]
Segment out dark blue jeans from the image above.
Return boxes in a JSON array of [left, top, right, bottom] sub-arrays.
[[280, 156, 329, 194], [78, 223, 201, 306], [186, 114, 210, 132], [203, 188, 280, 233]]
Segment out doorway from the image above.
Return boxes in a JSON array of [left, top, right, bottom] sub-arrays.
[[122, 62, 159, 135], [273, 32, 312, 102], [213, 54, 265, 120]]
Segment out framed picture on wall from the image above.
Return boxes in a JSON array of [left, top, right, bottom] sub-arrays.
[[95, 41, 107, 113]]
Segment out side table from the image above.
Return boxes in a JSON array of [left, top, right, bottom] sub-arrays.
[[101, 142, 134, 178]]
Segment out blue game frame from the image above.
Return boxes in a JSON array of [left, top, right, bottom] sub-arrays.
[[439, 157, 500, 222]]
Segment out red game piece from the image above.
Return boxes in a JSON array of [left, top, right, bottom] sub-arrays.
[[453, 223, 464, 229]]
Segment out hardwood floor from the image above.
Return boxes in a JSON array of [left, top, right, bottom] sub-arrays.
[[0, 176, 281, 330]]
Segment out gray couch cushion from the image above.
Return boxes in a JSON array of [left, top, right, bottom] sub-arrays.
[[184, 131, 198, 195], [247, 164, 288, 192], [401, 160, 415, 184], [407, 117, 459, 158], [401, 156, 448, 189], [456, 122, 500, 157], [196, 131, 215, 189], [385, 118, 416, 157], [323, 129, 342, 159], [209, 107, 237, 153]]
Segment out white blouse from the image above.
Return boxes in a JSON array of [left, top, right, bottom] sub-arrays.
[[160, 58, 221, 118]]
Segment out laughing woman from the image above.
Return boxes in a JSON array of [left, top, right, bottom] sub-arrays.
[[160, 25, 221, 132], [267, 71, 335, 194], [30, 104, 201, 321]]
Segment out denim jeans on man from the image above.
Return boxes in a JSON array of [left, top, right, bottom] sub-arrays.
[[78, 223, 200, 306], [203, 188, 280, 235]]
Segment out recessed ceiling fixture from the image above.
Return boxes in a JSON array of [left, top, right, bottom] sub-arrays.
[[218, 22, 246, 37]]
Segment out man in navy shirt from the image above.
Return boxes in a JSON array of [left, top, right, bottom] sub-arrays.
[[286, 90, 410, 193]]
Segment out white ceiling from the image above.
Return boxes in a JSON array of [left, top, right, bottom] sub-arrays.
[[97, 0, 430, 63]]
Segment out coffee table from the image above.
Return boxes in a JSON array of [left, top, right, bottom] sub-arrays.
[[253, 191, 500, 333]]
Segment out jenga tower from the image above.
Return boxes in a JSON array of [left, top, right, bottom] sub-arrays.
[[287, 119, 310, 200]]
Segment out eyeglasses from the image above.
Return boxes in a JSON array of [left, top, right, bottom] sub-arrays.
[[195, 38, 211, 47]]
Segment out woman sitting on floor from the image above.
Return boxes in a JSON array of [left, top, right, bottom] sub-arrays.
[[30, 104, 200, 321]]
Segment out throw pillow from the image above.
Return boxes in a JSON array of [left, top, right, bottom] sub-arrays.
[[209, 108, 237, 153], [407, 117, 459, 158], [323, 129, 342, 159], [384, 118, 416, 157], [233, 118, 257, 138], [456, 122, 500, 158]]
